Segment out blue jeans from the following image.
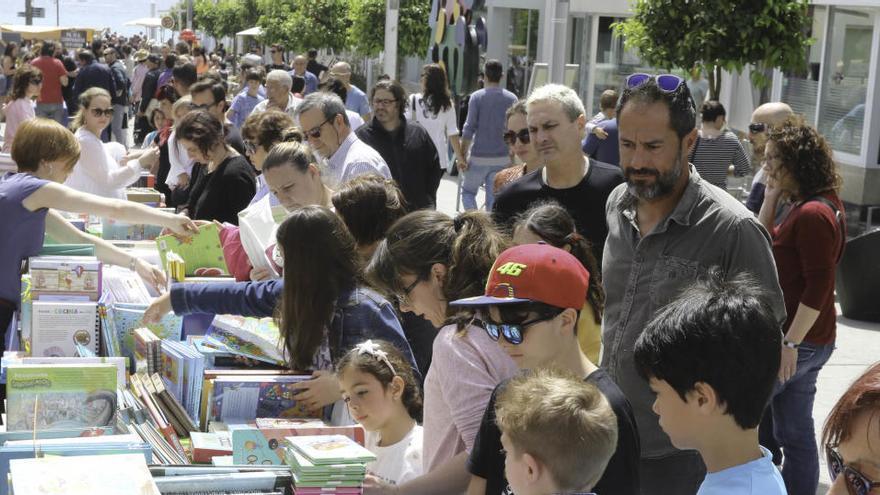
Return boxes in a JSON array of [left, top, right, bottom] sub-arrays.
[[770, 342, 834, 495], [35, 102, 65, 125], [461, 163, 506, 210]]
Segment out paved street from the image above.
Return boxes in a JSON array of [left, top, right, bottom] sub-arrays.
[[435, 171, 880, 495]]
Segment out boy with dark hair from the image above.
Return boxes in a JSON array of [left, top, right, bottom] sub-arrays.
[[451, 243, 640, 495], [633, 270, 786, 495], [495, 368, 618, 495]]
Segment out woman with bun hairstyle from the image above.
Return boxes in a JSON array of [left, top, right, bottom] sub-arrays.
[[365, 210, 517, 495]]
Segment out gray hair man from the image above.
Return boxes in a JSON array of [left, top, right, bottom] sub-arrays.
[[295, 92, 390, 189], [252, 69, 301, 119]]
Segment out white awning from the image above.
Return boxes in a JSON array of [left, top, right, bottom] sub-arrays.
[[123, 17, 163, 28], [236, 26, 262, 36]]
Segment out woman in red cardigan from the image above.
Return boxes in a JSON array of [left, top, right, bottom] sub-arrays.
[[758, 116, 846, 495]]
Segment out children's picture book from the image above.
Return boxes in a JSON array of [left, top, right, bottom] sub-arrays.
[[5, 363, 117, 432], [1, 355, 126, 388], [233, 420, 365, 466], [99, 299, 182, 369], [190, 431, 233, 463], [205, 315, 286, 366], [285, 435, 376, 466], [209, 375, 313, 424], [8, 453, 159, 495], [28, 256, 102, 300], [28, 301, 100, 358], [156, 223, 229, 277]]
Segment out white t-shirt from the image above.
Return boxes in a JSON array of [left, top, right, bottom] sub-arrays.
[[65, 128, 142, 199], [405, 94, 459, 170], [365, 424, 424, 486]]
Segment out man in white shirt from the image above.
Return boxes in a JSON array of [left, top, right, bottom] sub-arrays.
[[295, 92, 391, 189], [252, 70, 302, 119]]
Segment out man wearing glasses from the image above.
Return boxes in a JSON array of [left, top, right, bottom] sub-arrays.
[[295, 92, 390, 190], [602, 73, 787, 494], [356, 79, 441, 210], [744, 102, 794, 214], [189, 79, 247, 158]]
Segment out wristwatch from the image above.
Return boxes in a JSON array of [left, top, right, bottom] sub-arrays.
[[782, 339, 800, 349]]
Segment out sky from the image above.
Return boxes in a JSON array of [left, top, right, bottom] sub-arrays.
[[1, 0, 180, 37]]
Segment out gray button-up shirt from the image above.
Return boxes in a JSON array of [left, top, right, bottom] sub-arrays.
[[323, 132, 392, 190], [601, 166, 786, 459]]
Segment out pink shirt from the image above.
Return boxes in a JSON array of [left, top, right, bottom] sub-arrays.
[[2, 98, 35, 152], [421, 323, 518, 474]]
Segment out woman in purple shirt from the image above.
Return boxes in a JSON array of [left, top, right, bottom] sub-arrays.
[[0, 118, 197, 339]]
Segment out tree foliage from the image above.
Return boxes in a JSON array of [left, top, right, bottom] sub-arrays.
[[347, 0, 432, 59], [194, 0, 260, 39], [613, 0, 813, 100]]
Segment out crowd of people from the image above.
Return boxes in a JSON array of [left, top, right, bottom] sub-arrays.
[[0, 32, 877, 495]]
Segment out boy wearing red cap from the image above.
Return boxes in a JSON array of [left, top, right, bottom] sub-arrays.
[[453, 243, 640, 495]]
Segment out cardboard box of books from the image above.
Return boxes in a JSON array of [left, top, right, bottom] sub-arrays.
[[5, 363, 117, 432]]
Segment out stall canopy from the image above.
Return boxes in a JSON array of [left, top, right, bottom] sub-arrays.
[[124, 17, 163, 28], [0, 25, 96, 43], [236, 27, 262, 36]]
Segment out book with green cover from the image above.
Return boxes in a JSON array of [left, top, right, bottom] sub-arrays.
[[156, 223, 229, 277], [5, 363, 117, 432], [285, 435, 376, 465]]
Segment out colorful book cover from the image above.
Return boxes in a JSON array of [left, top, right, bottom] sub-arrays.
[[5, 363, 117, 432], [209, 375, 312, 424], [28, 256, 102, 298], [205, 315, 286, 366], [156, 223, 229, 277], [285, 435, 376, 465], [101, 302, 182, 369], [234, 421, 365, 466]]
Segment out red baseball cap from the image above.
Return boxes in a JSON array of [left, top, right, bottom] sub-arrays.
[[449, 243, 589, 309]]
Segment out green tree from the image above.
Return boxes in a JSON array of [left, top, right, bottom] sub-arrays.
[[348, 0, 432, 58], [194, 0, 260, 40], [613, 0, 813, 100], [257, 0, 349, 52]]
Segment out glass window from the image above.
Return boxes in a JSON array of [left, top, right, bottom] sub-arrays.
[[781, 6, 826, 124], [506, 9, 540, 99], [818, 6, 874, 155]]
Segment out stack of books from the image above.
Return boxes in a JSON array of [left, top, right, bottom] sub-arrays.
[[283, 435, 376, 495], [118, 373, 193, 465], [231, 418, 366, 466], [133, 328, 161, 375]]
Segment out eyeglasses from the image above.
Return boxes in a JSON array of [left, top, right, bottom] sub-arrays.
[[625, 73, 685, 93], [373, 98, 397, 107], [503, 129, 531, 146], [481, 310, 563, 345], [189, 102, 211, 111], [748, 122, 767, 134], [304, 116, 335, 139], [29, 78, 42, 85], [90, 107, 114, 118], [826, 445, 880, 495]]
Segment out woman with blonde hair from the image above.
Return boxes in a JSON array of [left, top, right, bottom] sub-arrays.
[[64, 87, 153, 199]]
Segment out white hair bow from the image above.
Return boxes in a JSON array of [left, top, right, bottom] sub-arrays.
[[355, 340, 396, 375]]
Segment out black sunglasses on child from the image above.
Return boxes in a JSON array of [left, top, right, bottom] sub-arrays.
[[503, 129, 530, 146], [479, 307, 564, 345]]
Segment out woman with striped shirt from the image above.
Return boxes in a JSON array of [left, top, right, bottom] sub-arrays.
[[689, 100, 751, 190]]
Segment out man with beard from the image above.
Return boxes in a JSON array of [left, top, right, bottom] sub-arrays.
[[493, 83, 623, 263], [601, 74, 786, 495]]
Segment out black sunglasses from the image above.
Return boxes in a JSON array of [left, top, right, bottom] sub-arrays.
[[503, 129, 530, 146], [827, 445, 880, 495], [480, 309, 563, 345], [304, 116, 335, 139], [30, 78, 43, 85], [748, 122, 767, 134], [625, 73, 685, 93], [90, 107, 114, 117]]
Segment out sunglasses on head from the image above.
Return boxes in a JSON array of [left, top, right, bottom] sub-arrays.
[[503, 129, 530, 146], [480, 307, 563, 345], [625, 73, 685, 93], [90, 107, 114, 118], [827, 445, 880, 495], [748, 122, 767, 134]]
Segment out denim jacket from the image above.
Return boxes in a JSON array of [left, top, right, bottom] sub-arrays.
[[170, 279, 418, 374]]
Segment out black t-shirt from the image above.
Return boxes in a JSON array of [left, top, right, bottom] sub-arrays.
[[468, 369, 640, 495], [187, 154, 256, 225], [492, 161, 623, 264]]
